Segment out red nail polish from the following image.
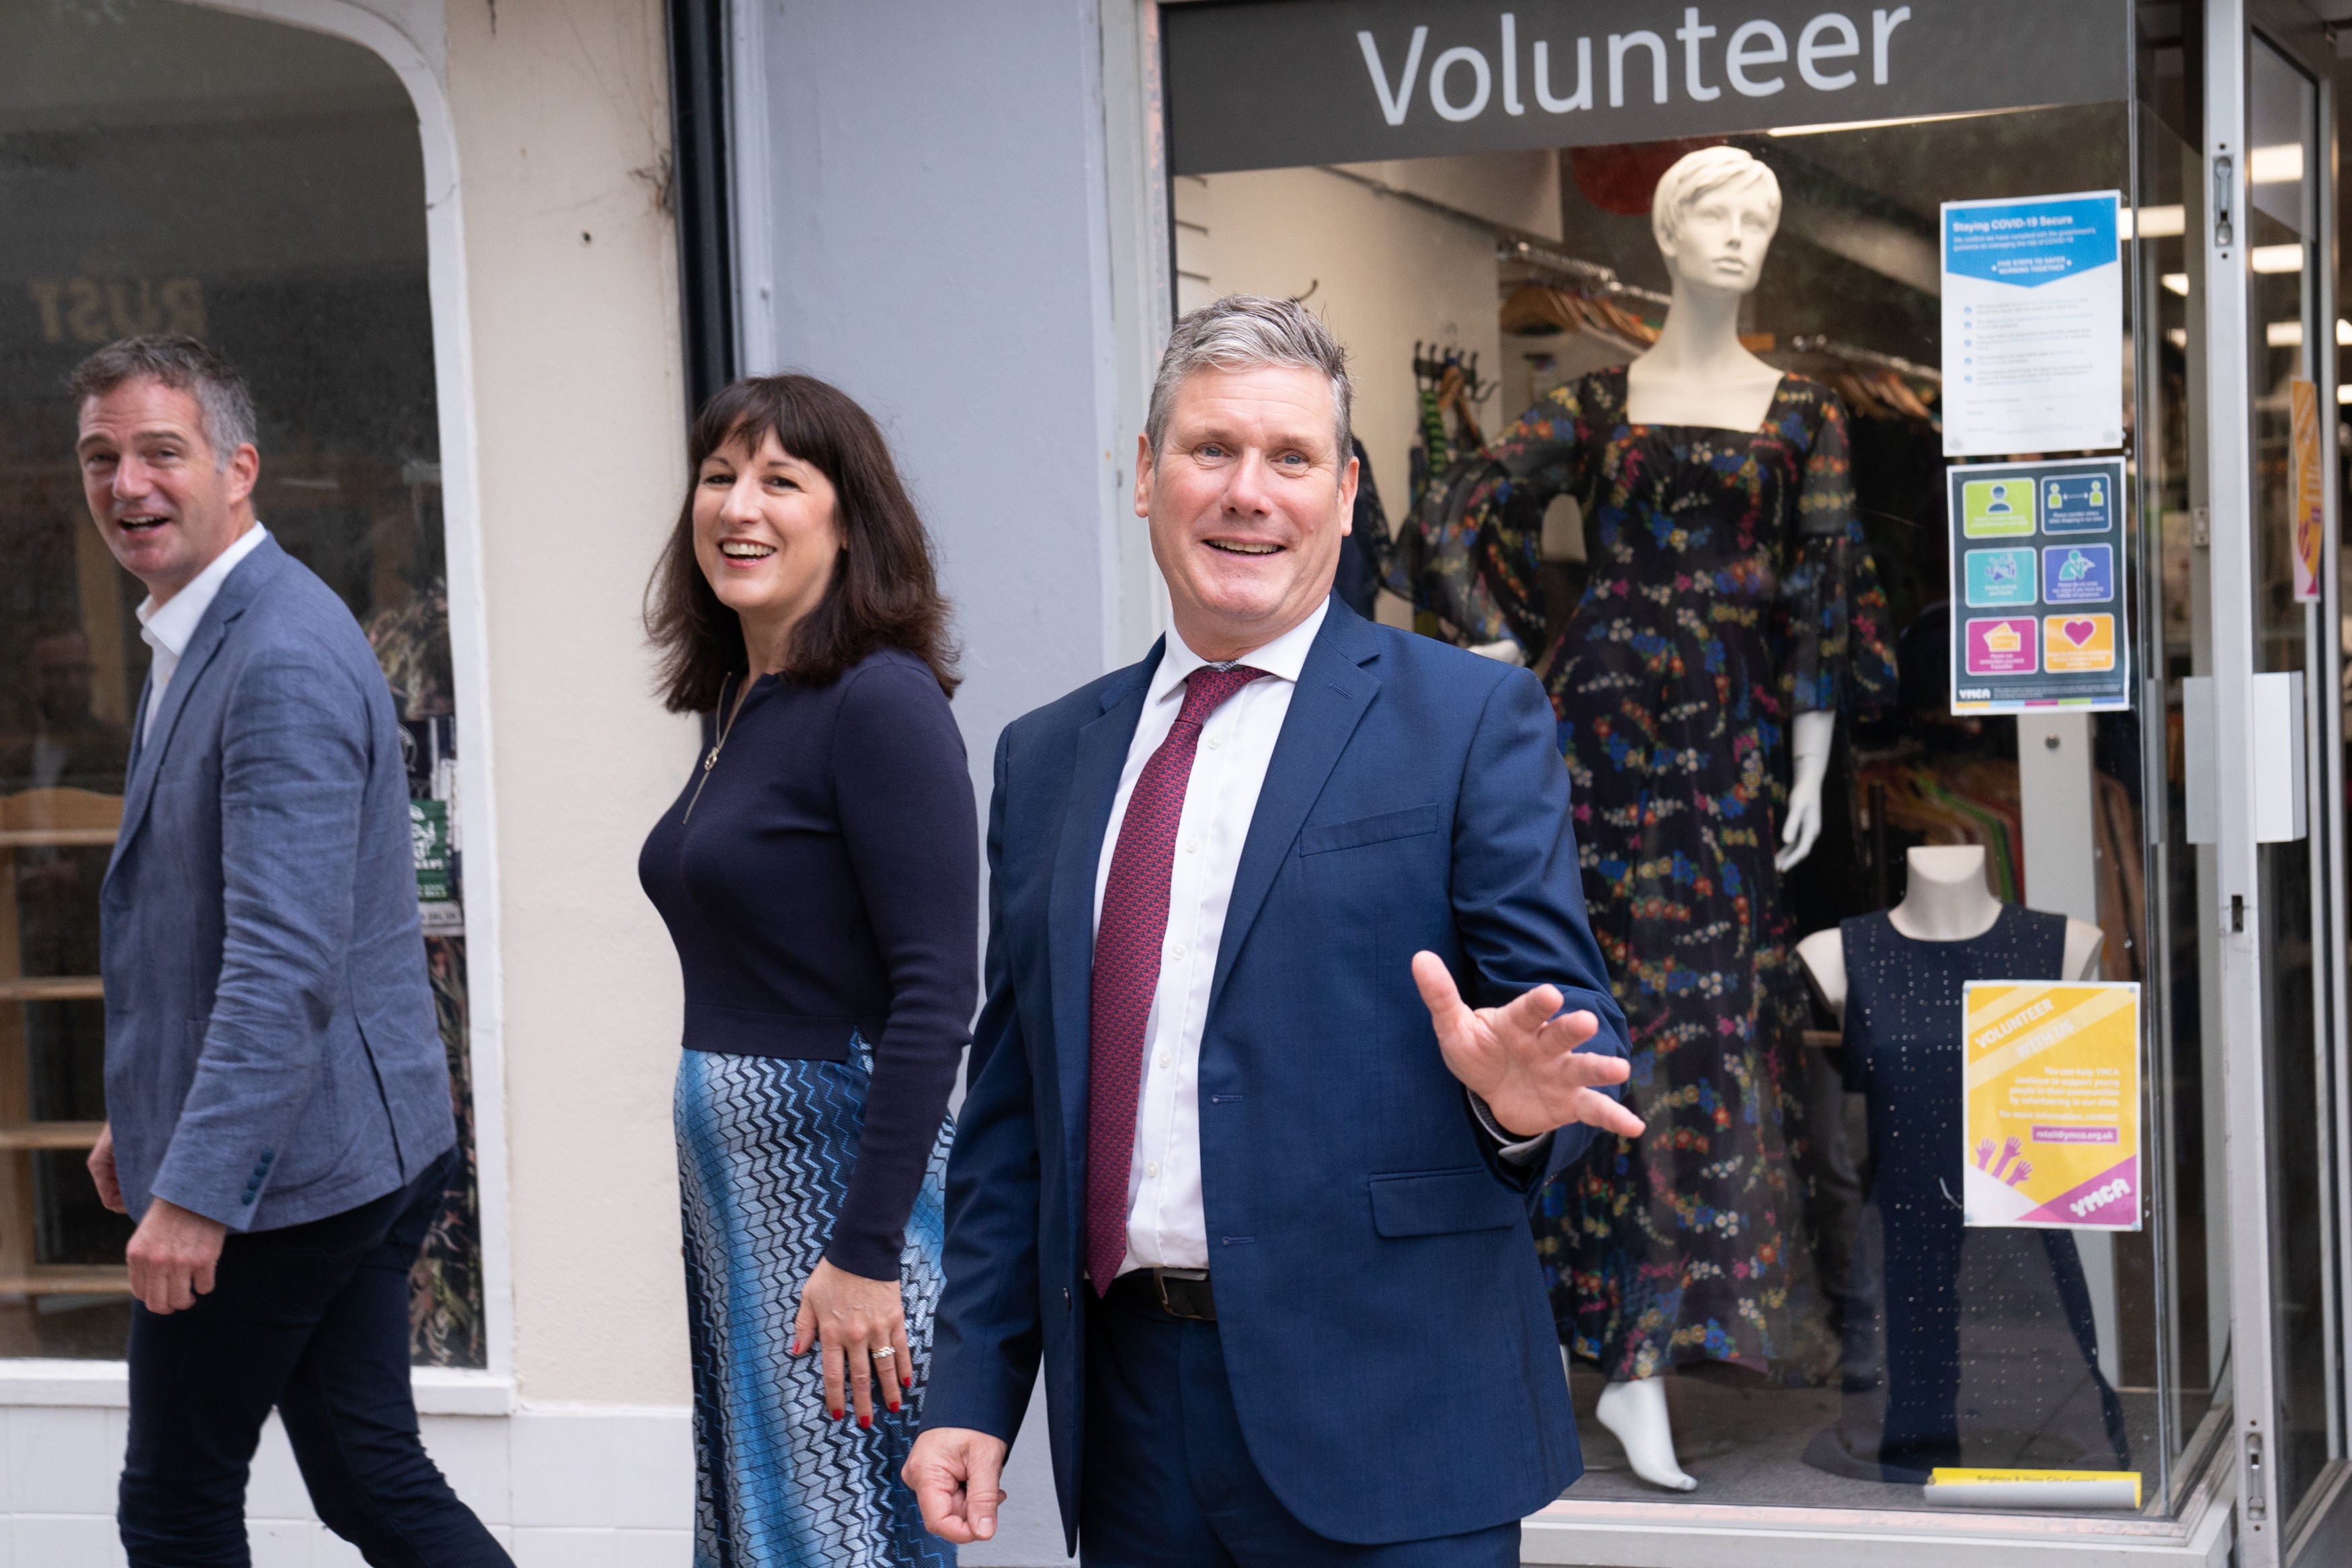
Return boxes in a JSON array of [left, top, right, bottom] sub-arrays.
[[901, 1374, 913, 1388], [830, 1407, 843, 1420], [859, 1415, 872, 1429], [887, 1401, 901, 1413]]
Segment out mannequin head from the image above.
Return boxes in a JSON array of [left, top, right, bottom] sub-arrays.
[[1650, 146, 1782, 299]]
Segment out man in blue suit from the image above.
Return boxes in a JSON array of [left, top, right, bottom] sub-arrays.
[[907, 296, 1642, 1565], [73, 336, 507, 1565]]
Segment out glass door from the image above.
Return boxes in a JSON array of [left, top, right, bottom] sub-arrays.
[[2205, 7, 2351, 1561]]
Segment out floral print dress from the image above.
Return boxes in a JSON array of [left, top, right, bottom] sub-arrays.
[[1429, 367, 1896, 1381]]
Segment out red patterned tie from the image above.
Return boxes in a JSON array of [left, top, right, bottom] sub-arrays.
[[1085, 664, 1268, 1293]]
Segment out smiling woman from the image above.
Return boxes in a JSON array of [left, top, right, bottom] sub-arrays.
[[638, 373, 975, 1567]]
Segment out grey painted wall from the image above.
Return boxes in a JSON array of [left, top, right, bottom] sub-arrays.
[[750, 0, 1136, 790], [746, 2, 1139, 1561]]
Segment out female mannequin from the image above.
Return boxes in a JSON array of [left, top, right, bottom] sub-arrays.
[[1796, 845, 2119, 1479], [1447, 146, 1898, 1492], [1797, 845, 2104, 1010]]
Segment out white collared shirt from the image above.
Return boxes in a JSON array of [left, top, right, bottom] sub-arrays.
[[1093, 599, 1330, 1276], [136, 523, 268, 745]]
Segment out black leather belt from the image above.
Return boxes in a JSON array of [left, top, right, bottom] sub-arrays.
[[1109, 1266, 1216, 1322]]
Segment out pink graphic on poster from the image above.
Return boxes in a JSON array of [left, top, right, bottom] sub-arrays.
[[1964, 616, 2038, 677], [2019, 1156, 2138, 1227]]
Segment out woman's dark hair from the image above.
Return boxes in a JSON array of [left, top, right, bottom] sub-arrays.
[[646, 374, 959, 711]]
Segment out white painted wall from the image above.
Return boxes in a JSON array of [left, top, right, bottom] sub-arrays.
[[440, 0, 696, 1413]]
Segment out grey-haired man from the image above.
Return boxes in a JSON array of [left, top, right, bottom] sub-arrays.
[[75, 335, 507, 1565]]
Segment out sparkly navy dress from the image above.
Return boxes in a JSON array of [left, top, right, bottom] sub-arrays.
[[1810, 904, 2129, 1482]]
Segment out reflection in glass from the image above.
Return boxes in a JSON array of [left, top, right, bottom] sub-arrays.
[[0, 0, 480, 1365]]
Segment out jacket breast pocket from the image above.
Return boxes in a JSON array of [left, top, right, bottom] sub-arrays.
[[1368, 1167, 1523, 1237], [1298, 803, 1440, 857]]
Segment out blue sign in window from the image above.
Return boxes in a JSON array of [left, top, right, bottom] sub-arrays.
[[2043, 543, 2114, 605], [1965, 547, 2038, 608], [2042, 474, 2114, 533]]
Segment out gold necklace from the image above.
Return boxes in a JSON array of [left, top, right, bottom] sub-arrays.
[[682, 672, 753, 823]]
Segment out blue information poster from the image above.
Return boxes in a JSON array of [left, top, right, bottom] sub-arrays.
[[1948, 456, 2130, 715], [1940, 191, 2125, 458]]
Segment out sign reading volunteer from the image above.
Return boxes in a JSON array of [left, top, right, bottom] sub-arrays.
[[1161, 0, 2131, 176], [1939, 190, 2125, 456], [1961, 980, 2141, 1231], [1947, 455, 2130, 714]]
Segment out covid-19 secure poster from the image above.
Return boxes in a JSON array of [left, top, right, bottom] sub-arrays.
[[1962, 981, 2142, 1231], [1947, 455, 2130, 715]]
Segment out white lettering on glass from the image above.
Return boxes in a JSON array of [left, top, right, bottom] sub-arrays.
[[1872, 6, 1911, 84], [1725, 18, 1787, 95], [1501, 13, 1525, 114], [1357, 26, 1429, 126], [1609, 30, 1669, 107], [1429, 45, 1493, 120], [1533, 36, 1593, 112], [1677, 7, 1720, 101], [1798, 12, 1860, 89]]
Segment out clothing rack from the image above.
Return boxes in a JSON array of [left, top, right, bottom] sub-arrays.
[[1497, 240, 1943, 386], [1496, 240, 1670, 309], [1785, 334, 1941, 385]]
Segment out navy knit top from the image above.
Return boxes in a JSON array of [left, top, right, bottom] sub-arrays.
[[638, 647, 978, 1280]]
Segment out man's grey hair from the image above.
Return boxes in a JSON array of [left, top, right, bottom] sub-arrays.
[[70, 333, 259, 468], [1145, 294, 1352, 464]]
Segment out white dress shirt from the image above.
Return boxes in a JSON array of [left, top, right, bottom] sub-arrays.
[[136, 523, 269, 745], [1093, 600, 1331, 1276]]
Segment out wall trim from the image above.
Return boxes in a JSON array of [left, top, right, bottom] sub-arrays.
[[179, 0, 515, 1393]]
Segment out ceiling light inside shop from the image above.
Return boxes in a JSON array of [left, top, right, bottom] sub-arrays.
[[2250, 244, 2305, 273], [2268, 320, 2303, 347], [1766, 107, 2010, 136], [2167, 328, 2189, 348], [2341, 318, 2352, 346], [2250, 143, 2305, 183], [2121, 206, 2185, 239], [2162, 273, 2189, 296], [2340, 383, 2352, 404]]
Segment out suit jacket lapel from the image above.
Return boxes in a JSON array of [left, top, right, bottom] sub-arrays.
[[1208, 604, 1382, 1010], [110, 538, 288, 877], [1048, 644, 1161, 1183]]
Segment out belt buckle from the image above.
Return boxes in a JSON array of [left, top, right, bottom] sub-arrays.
[[1152, 1268, 1211, 1321]]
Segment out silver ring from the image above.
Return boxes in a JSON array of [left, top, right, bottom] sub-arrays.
[[870, 1346, 896, 1360]]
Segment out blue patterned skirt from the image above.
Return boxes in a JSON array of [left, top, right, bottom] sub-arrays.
[[675, 1041, 954, 1568]]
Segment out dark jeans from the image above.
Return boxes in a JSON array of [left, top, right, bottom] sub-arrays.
[[1079, 1285, 1518, 1567], [120, 1147, 509, 1567]]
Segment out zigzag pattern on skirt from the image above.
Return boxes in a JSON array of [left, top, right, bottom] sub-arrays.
[[677, 1039, 955, 1568]]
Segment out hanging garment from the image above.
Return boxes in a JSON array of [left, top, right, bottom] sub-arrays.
[[1332, 439, 1392, 619], [1474, 367, 1897, 1381], [1807, 906, 2130, 1483]]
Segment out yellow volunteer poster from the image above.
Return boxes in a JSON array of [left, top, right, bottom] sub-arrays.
[[2292, 377, 2324, 603], [1961, 981, 2141, 1229]]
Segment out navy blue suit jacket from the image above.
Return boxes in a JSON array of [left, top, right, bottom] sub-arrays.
[[923, 599, 1629, 1548]]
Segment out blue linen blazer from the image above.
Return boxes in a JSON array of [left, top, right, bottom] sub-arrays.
[[100, 536, 454, 1231], [923, 597, 1630, 1549]]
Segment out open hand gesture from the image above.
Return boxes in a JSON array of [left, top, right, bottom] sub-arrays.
[[1412, 951, 1645, 1141]]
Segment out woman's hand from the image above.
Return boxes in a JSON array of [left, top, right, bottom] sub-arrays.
[[793, 1257, 911, 1428]]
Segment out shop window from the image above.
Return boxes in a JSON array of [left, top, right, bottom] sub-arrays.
[[1164, 1, 2221, 1524], [0, 1, 482, 1366]]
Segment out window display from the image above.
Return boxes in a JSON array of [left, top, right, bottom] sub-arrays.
[[1164, 18, 2220, 1519], [0, 1, 482, 1366]]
